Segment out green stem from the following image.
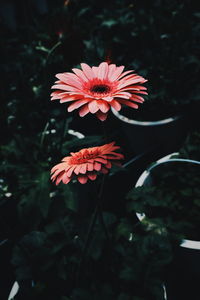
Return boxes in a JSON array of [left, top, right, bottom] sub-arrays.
[[98, 207, 110, 241], [76, 175, 106, 284], [45, 41, 62, 65], [96, 175, 111, 241], [40, 122, 49, 148], [59, 118, 69, 151], [76, 121, 110, 284], [76, 201, 98, 285], [80, 203, 99, 260]]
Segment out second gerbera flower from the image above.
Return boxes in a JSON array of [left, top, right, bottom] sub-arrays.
[[51, 142, 124, 185], [51, 62, 147, 121]]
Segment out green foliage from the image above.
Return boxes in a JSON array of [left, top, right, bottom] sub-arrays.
[[127, 162, 200, 240], [179, 130, 200, 161]]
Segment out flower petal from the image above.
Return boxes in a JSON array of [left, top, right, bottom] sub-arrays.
[[88, 100, 99, 113], [51, 162, 67, 174], [74, 165, 82, 175], [97, 62, 109, 80], [77, 175, 88, 184], [109, 66, 124, 81], [66, 166, 76, 177], [118, 78, 144, 89], [117, 99, 139, 109], [62, 172, 71, 184], [133, 91, 148, 95], [94, 157, 107, 164], [102, 96, 113, 102], [60, 96, 83, 103], [55, 73, 82, 89], [130, 95, 145, 103], [72, 68, 89, 82], [105, 161, 112, 169], [87, 163, 94, 171], [55, 171, 65, 185], [51, 84, 80, 92], [80, 164, 87, 174], [95, 111, 108, 121], [101, 167, 109, 174], [92, 66, 99, 77], [79, 104, 90, 117], [94, 162, 101, 171], [87, 172, 97, 181], [97, 100, 110, 113], [118, 70, 134, 80], [113, 92, 132, 99], [107, 64, 117, 80], [51, 91, 66, 100], [68, 99, 89, 112], [110, 99, 121, 111], [81, 63, 94, 80]]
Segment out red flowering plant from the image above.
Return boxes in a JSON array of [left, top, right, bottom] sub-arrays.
[[6, 2, 198, 297], [50, 62, 147, 228], [50, 61, 147, 187], [49, 61, 148, 297], [50, 62, 147, 215]]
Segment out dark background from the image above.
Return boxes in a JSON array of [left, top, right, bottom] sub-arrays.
[[1, 0, 200, 299]]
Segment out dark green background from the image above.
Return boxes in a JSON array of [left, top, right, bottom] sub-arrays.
[[1, 1, 200, 299]]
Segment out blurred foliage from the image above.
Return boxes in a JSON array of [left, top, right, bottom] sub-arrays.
[[179, 130, 200, 160], [10, 213, 171, 300], [127, 162, 200, 240], [0, 0, 199, 299]]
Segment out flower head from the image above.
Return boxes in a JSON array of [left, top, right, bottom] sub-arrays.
[[51, 142, 124, 185], [51, 62, 147, 121]]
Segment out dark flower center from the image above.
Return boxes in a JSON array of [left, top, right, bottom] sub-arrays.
[[70, 150, 99, 164], [90, 84, 110, 94]]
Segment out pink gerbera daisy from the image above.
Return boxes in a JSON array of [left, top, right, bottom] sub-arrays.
[[51, 142, 124, 185], [51, 62, 148, 121]]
